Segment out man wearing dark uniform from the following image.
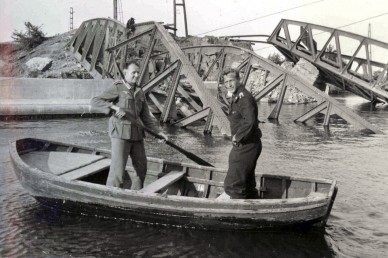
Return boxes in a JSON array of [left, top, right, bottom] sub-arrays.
[[223, 68, 262, 199], [91, 60, 168, 189]]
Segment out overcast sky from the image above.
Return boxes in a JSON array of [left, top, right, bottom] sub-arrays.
[[1, 0, 388, 57]]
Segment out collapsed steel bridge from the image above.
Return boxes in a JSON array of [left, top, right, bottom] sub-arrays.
[[268, 19, 388, 103], [68, 18, 385, 135]]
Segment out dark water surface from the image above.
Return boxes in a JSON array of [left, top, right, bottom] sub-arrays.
[[1, 95, 387, 257]]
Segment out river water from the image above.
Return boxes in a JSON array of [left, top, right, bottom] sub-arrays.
[[1, 95, 387, 257]]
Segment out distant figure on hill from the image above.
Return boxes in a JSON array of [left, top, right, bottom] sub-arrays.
[[126, 17, 136, 37]]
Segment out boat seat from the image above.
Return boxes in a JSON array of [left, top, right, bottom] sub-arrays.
[[60, 158, 111, 180], [20, 151, 106, 175], [139, 171, 185, 194], [308, 191, 327, 198], [216, 192, 230, 200]]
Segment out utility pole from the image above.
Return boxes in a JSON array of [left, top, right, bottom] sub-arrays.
[[69, 7, 74, 31], [173, 0, 188, 37], [368, 23, 372, 60], [113, 0, 117, 20], [113, 0, 123, 22]]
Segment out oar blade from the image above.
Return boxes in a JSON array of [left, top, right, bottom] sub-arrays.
[[165, 141, 214, 167]]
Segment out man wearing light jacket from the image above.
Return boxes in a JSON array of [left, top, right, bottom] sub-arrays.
[[91, 60, 168, 189]]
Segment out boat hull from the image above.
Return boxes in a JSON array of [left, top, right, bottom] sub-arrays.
[[10, 138, 338, 231], [33, 196, 328, 231]]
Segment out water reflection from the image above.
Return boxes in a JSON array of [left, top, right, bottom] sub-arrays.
[[7, 206, 334, 257], [1, 93, 388, 257]]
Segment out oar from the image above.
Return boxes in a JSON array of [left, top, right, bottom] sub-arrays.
[[119, 107, 214, 167], [142, 126, 214, 167], [115, 63, 214, 167]]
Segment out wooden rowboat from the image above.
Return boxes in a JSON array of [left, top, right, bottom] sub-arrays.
[[9, 138, 338, 231]]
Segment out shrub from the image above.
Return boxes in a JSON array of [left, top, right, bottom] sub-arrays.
[[267, 52, 285, 65], [12, 22, 47, 50]]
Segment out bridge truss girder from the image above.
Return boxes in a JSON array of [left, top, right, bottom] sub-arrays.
[[68, 18, 230, 136], [154, 45, 382, 133], [68, 18, 382, 135], [268, 19, 388, 104]]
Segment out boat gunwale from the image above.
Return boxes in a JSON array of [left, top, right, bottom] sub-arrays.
[[38, 181, 330, 215], [12, 137, 337, 184], [9, 138, 336, 212]]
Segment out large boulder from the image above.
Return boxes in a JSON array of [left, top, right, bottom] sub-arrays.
[[25, 57, 53, 72], [246, 59, 319, 104], [267, 59, 318, 104], [291, 58, 320, 85]]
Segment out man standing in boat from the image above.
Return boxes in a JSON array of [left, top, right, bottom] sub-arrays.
[[91, 60, 168, 189], [223, 68, 262, 199]]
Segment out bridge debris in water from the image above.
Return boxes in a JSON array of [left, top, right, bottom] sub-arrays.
[[64, 18, 386, 134]]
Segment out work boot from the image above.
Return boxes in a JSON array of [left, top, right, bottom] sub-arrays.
[[131, 176, 143, 190]]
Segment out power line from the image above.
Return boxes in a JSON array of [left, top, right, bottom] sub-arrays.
[[336, 12, 388, 30], [195, 0, 325, 36], [69, 7, 74, 31]]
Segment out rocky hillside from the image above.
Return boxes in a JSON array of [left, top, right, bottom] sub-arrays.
[[0, 30, 252, 79], [0, 30, 91, 79], [0, 29, 317, 104]]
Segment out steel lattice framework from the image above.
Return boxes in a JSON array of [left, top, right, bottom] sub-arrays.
[[67, 18, 383, 134], [268, 19, 388, 103]]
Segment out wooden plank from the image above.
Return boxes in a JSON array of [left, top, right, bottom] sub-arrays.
[[139, 171, 185, 193], [61, 158, 111, 180], [202, 170, 212, 198], [260, 177, 265, 199], [308, 191, 327, 198], [20, 151, 105, 175], [185, 177, 224, 187]]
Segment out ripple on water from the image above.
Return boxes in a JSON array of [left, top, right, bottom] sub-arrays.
[[1, 110, 388, 257]]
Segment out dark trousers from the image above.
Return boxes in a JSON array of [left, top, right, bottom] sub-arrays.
[[224, 140, 262, 199], [106, 137, 147, 188]]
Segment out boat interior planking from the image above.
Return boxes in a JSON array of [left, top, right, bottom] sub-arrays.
[[9, 138, 338, 230]]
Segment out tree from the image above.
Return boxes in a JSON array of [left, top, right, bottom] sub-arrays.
[[12, 22, 47, 50], [267, 52, 285, 65]]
